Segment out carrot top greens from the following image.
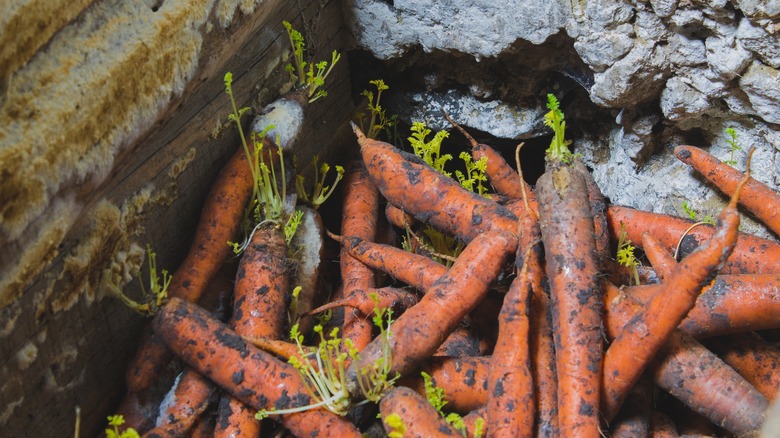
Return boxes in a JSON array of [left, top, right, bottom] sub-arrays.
[[105, 415, 139, 438], [283, 21, 341, 103], [109, 245, 170, 317], [544, 93, 573, 163]]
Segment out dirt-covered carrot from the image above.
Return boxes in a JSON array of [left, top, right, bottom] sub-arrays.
[[385, 203, 415, 229], [706, 332, 780, 401], [649, 411, 678, 437], [307, 287, 418, 318], [332, 233, 448, 293], [602, 161, 750, 420], [126, 144, 255, 392], [353, 124, 518, 243], [650, 331, 768, 436], [142, 369, 216, 438], [213, 395, 259, 438], [152, 297, 362, 437], [607, 204, 780, 274], [380, 386, 461, 437], [339, 160, 380, 351], [346, 230, 517, 394], [675, 144, 780, 236], [486, 249, 534, 438], [399, 356, 490, 414], [609, 378, 651, 438]]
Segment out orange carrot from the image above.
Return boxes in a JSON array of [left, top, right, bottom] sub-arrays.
[[212, 396, 260, 438], [353, 124, 518, 243], [675, 144, 780, 236], [602, 162, 750, 420], [333, 233, 448, 293], [113, 390, 160, 434], [307, 286, 418, 318], [339, 160, 380, 351], [186, 411, 215, 438], [649, 411, 678, 438], [443, 111, 529, 201], [607, 204, 780, 274], [706, 332, 780, 401], [379, 386, 461, 437], [536, 162, 603, 437], [399, 356, 491, 414], [486, 249, 534, 437], [126, 145, 255, 392], [609, 378, 651, 438], [434, 324, 490, 358], [385, 202, 414, 229], [152, 297, 362, 437], [461, 407, 488, 438], [142, 369, 216, 438], [346, 230, 517, 392]]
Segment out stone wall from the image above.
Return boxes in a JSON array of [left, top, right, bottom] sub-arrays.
[[343, 0, 780, 238]]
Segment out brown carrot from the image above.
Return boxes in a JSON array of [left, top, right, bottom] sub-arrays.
[[486, 247, 534, 437], [536, 162, 603, 437], [353, 124, 518, 243], [675, 144, 780, 236], [126, 145, 255, 392], [602, 158, 750, 420], [152, 297, 362, 437], [346, 230, 517, 393], [607, 204, 780, 274], [649, 411, 678, 438], [379, 386, 461, 437], [706, 332, 780, 401]]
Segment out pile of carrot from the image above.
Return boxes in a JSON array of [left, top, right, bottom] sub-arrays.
[[111, 93, 780, 438]]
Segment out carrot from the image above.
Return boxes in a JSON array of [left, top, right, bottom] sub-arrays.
[[603, 281, 769, 436], [212, 396, 260, 438], [399, 356, 490, 414], [602, 161, 750, 420], [332, 233, 448, 293], [126, 145, 255, 392], [461, 407, 488, 438], [152, 297, 362, 437], [385, 202, 415, 229], [339, 160, 381, 351], [609, 378, 651, 438], [142, 369, 216, 438], [442, 111, 529, 201], [536, 162, 603, 437], [572, 160, 611, 269], [307, 286, 418, 318], [186, 410, 215, 438], [346, 230, 517, 393], [113, 390, 160, 434], [706, 332, 780, 401], [379, 386, 461, 437], [650, 331, 768, 436], [353, 124, 519, 243], [434, 324, 491, 358], [607, 204, 780, 274], [675, 144, 780, 236], [649, 411, 678, 438]]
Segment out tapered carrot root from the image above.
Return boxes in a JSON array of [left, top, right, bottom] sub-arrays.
[[675, 145, 780, 236], [346, 231, 517, 393], [537, 164, 603, 437], [385, 203, 414, 229], [142, 369, 216, 438], [379, 387, 461, 437], [486, 254, 534, 438], [354, 124, 518, 243], [307, 286, 418, 317], [607, 205, 780, 274], [651, 331, 768, 436], [333, 233, 448, 293], [602, 165, 749, 420], [126, 145, 255, 392], [213, 395, 260, 438], [399, 356, 491, 414], [152, 297, 362, 437], [340, 160, 380, 351], [706, 332, 780, 401]]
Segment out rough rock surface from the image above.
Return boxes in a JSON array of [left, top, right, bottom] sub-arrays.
[[344, 0, 780, 238]]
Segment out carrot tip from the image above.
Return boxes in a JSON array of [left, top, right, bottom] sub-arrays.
[[326, 229, 343, 242], [728, 146, 755, 209], [351, 122, 366, 144]]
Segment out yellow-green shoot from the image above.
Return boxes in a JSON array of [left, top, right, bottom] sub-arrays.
[[544, 93, 573, 163], [295, 156, 345, 209], [283, 21, 341, 103], [616, 223, 640, 286], [356, 79, 395, 140], [724, 127, 742, 167], [384, 412, 407, 438], [105, 415, 139, 438], [421, 371, 470, 436], [112, 245, 170, 316]]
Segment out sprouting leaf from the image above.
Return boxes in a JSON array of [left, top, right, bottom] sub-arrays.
[[544, 93, 573, 163], [385, 412, 406, 438]]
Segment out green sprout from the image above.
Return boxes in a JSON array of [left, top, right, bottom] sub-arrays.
[[723, 127, 742, 167], [288, 285, 303, 325], [356, 79, 395, 140], [105, 415, 139, 438], [455, 151, 490, 198], [282, 21, 341, 103], [224, 72, 295, 254], [681, 200, 715, 225], [384, 412, 406, 438], [408, 121, 452, 174], [112, 245, 170, 316], [544, 93, 573, 163], [616, 223, 640, 286], [256, 294, 398, 419], [295, 156, 345, 209], [422, 371, 469, 436], [473, 417, 486, 438]]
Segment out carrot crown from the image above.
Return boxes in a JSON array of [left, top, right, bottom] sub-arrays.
[[543, 93, 573, 163]]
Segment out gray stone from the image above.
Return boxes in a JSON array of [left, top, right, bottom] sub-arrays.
[[734, 0, 780, 19], [740, 60, 780, 124], [668, 33, 707, 67], [660, 76, 711, 121], [737, 17, 780, 68], [649, 0, 678, 18], [590, 40, 670, 107], [573, 24, 634, 72], [635, 7, 670, 42], [706, 35, 753, 80]]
